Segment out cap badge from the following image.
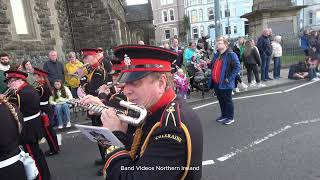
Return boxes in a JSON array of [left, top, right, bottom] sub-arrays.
[[124, 54, 131, 66]]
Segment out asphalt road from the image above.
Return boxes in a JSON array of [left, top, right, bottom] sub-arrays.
[[44, 81, 320, 180]]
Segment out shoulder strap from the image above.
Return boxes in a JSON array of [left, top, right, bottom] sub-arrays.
[[140, 101, 192, 180]]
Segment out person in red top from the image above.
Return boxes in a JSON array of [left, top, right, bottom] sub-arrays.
[[209, 37, 240, 125], [80, 45, 203, 180]]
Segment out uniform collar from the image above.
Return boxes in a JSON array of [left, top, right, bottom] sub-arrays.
[[16, 82, 28, 93], [149, 88, 176, 114]]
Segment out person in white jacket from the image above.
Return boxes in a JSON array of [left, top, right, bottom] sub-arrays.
[[271, 36, 282, 79]]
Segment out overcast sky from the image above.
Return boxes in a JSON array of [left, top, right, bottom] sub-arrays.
[[126, 0, 148, 5]]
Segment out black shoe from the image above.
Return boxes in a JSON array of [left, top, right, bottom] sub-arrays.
[[94, 158, 105, 166], [96, 168, 104, 176], [45, 150, 59, 157]]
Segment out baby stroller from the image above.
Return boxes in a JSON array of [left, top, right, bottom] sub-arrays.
[[192, 60, 211, 98]]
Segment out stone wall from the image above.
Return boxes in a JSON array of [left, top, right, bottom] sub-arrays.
[[0, 0, 73, 63], [68, 0, 130, 50]]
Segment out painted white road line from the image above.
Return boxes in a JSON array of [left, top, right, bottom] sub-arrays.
[[283, 80, 319, 93], [192, 101, 218, 110], [232, 91, 283, 100], [67, 130, 81, 134], [216, 125, 292, 162], [202, 160, 215, 166], [193, 81, 319, 110]]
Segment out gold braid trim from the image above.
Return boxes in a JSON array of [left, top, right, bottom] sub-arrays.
[[0, 97, 22, 133], [140, 122, 192, 180], [128, 127, 143, 159]]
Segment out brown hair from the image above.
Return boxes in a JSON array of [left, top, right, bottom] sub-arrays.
[[244, 40, 253, 57], [149, 72, 173, 90], [53, 79, 68, 101]]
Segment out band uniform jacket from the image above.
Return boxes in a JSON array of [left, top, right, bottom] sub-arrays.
[[36, 83, 53, 116], [0, 104, 26, 180], [103, 88, 203, 180], [84, 66, 112, 97], [9, 83, 44, 144]]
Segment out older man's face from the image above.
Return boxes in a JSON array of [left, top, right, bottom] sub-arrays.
[[0, 56, 9, 66], [49, 51, 58, 62], [123, 75, 162, 109]]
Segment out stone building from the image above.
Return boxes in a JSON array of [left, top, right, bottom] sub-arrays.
[[0, 0, 154, 62], [241, 0, 306, 37]]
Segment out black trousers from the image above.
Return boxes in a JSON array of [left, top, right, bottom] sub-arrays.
[[0, 160, 26, 180], [245, 64, 260, 83], [23, 143, 51, 180], [41, 106, 60, 153]]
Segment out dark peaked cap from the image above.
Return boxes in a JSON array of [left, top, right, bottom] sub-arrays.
[[113, 45, 177, 83]]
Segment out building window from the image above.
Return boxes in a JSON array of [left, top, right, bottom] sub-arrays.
[[163, 11, 168, 22], [199, 9, 203, 22], [193, 27, 199, 39], [208, 8, 214, 20], [191, 10, 197, 23], [165, 29, 171, 40], [309, 12, 313, 25], [190, 0, 197, 6], [225, 26, 231, 35], [169, 9, 175, 21], [316, 10, 320, 24], [207, 0, 213, 3], [9, 0, 37, 39], [234, 26, 237, 34], [200, 25, 204, 36], [161, 0, 173, 5]]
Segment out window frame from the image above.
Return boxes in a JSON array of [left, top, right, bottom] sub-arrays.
[[199, 9, 203, 22], [225, 26, 231, 35], [208, 8, 214, 21], [8, 0, 38, 40], [164, 29, 171, 40], [169, 8, 175, 21], [192, 27, 199, 39], [233, 25, 237, 34], [309, 11, 313, 25], [162, 10, 168, 22], [191, 10, 198, 23]]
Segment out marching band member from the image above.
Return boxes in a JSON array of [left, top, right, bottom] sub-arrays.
[[33, 67, 60, 156], [5, 70, 51, 180]]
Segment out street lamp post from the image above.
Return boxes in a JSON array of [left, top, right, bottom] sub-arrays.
[[214, 0, 221, 39]]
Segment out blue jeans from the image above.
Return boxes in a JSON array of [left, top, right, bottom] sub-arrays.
[[54, 103, 71, 126], [273, 57, 281, 79], [261, 54, 271, 80], [213, 84, 234, 119]]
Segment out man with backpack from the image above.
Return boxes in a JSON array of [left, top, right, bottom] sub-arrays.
[[209, 37, 240, 125]]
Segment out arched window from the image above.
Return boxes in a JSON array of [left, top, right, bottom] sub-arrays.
[[169, 9, 175, 21], [163, 10, 168, 22]]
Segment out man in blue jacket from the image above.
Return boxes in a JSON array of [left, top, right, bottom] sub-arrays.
[[257, 28, 273, 81], [210, 37, 240, 125]]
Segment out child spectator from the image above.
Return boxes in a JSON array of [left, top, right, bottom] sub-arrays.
[[49, 79, 73, 129], [174, 69, 189, 99], [271, 36, 282, 79]]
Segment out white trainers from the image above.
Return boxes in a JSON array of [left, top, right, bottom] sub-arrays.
[[311, 77, 320, 81], [316, 72, 320, 77], [256, 83, 266, 88], [58, 125, 63, 129], [66, 121, 71, 128], [232, 91, 235, 95], [249, 82, 256, 87], [235, 88, 240, 93]]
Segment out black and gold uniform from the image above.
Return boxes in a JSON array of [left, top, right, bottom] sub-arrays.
[[102, 45, 203, 180], [34, 67, 60, 156], [5, 70, 51, 180], [0, 97, 26, 180]]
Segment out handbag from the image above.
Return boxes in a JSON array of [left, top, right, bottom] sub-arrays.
[[19, 147, 39, 180]]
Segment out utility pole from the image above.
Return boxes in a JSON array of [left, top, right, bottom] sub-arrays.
[[214, 0, 221, 40], [226, 0, 230, 39]]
